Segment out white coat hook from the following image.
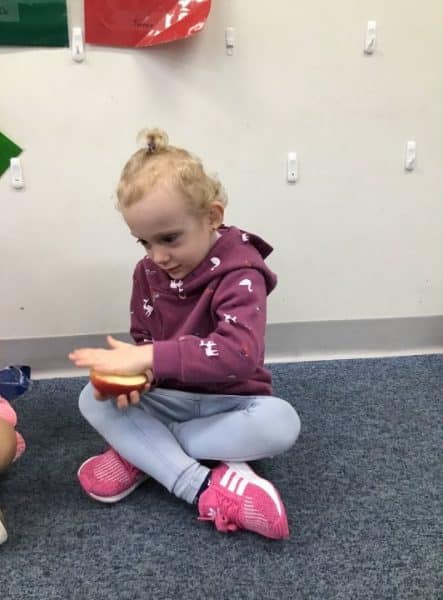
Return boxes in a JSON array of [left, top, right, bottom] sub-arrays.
[[405, 141, 417, 171], [364, 20, 377, 54], [225, 27, 235, 55], [72, 26, 85, 62], [10, 157, 24, 190], [287, 152, 298, 183]]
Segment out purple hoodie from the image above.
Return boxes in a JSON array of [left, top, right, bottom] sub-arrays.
[[130, 225, 277, 395]]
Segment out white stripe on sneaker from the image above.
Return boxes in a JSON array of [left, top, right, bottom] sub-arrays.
[[224, 462, 283, 517], [236, 477, 248, 496], [220, 467, 234, 488], [228, 473, 241, 493]]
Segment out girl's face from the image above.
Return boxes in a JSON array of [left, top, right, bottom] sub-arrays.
[[122, 184, 224, 281]]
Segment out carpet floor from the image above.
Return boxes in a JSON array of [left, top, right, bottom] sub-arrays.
[[0, 355, 441, 600]]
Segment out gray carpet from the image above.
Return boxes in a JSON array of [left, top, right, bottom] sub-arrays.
[[0, 355, 441, 600]]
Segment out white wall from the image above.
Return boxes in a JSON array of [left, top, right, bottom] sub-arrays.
[[1, 0, 442, 341]]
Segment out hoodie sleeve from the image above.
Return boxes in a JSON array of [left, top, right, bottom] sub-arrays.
[[129, 268, 154, 345], [153, 268, 268, 384]]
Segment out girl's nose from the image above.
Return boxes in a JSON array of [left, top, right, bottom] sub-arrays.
[[151, 246, 170, 266]]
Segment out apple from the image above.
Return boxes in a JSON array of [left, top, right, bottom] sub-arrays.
[[90, 370, 148, 396]]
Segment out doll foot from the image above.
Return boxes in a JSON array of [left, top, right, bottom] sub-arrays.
[[13, 431, 26, 462], [0, 397, 17, 427]]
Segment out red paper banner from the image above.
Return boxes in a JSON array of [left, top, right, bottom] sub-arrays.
[[84, 0, 211, 47]]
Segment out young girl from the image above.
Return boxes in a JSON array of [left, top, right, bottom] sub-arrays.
[[0, 396, 26, 544], [69, 128, 301, 540]]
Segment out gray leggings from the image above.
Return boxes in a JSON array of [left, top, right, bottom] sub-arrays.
[[79, 383, 300, 504]]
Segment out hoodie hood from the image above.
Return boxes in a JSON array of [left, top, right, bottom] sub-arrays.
[[138, 225, 277, 299], [130, 225, 277, 395]]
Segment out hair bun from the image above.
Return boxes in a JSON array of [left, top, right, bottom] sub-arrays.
[[137, 128, 169, 153]]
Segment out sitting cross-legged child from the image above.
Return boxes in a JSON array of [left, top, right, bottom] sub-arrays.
[[69, 128, 301, 540]]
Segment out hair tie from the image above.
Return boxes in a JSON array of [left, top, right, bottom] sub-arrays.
[[147, 140, 156, 153]]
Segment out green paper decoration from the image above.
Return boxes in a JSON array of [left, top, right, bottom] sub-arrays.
[[0, 131, 22, 177], [0, 0, 68, 47]]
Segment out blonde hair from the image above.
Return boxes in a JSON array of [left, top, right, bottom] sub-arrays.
[[116, 128, 227, 215]]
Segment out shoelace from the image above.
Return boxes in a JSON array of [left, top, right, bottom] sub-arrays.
[[214, 512, 238, 533], [198, 496, 239, 533], [198, 512, 238, 533]]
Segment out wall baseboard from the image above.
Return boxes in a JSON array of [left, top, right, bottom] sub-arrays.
[[1, 316, 442, 379], [265, 316, 443, 363]]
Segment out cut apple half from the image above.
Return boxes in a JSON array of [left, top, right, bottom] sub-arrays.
[[90, 370, 148, 396]]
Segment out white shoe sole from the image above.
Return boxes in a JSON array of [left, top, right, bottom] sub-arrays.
[[0, 519, 8, 545]]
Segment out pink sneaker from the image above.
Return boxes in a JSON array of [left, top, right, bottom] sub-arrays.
[[198, 462, 290, 540], [77, 448, 148, 503]]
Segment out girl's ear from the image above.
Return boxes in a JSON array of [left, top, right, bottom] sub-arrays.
[[208, 201, 224, 230]]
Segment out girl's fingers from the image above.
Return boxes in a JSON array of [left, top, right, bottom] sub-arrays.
[[93, 388, 104, 400], [69, 348, 113, 370], [116, 395, 129, 410], [129, 390, 140, 405]]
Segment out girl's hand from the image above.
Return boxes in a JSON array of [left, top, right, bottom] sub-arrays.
[[68, 335, 154, 375], [93, 378, 153, 410]]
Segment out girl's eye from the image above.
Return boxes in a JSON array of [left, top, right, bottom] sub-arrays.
[[137, 239, 150, 248], [163, 234, 180, 244]]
